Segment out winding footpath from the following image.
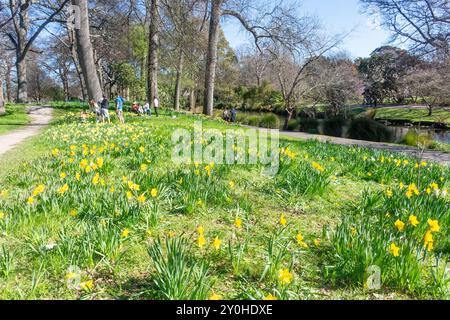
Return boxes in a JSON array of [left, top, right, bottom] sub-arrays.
[[248, 126, 450, 166], [0, 107, 53, 157]]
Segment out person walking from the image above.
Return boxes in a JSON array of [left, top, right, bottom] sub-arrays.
[[153, 97, 159, 117], [222, 108, 230, 122], [100, 96, 111, 123], [231, 107, 237, 123], [115, 95, 125, 124]]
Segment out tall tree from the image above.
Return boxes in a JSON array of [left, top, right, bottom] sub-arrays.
[[4, 0, 69, 102], [71, 0, 103, 102], [203, 0, 223, 115], [202, 0, 322, 116], [147, 0, 160, 105]]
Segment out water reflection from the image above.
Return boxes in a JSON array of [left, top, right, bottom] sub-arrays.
[[391, 127, 450, 144]]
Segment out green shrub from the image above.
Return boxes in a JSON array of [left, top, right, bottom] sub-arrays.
[[246, 116, 261, 127], [259, 114, 280, 129], [287, 119, 300, 131], [347, 118, 393, 142], [298, 118, 320, 134], [323, 117, 347, 137]]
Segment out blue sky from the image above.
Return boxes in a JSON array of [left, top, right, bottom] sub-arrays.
[[223, 0, 392, 58]]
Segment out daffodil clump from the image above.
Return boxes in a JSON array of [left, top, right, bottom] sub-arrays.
[[327, 180, 449, 296]]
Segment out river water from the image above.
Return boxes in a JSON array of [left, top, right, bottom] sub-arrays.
[[235, 111, 450, 144]]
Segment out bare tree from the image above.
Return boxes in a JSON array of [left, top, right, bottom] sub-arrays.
[[361, 0, 450, 56], [3, 0, 69, 102], [161, 0, 208, 111], [263, 7, 343, 129], [404, 61, 450, 117]]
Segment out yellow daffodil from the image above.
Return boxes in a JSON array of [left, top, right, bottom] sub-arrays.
[[32, 184, 46, 197], [280, 214, 287, 227], [197, 234, 206, 249], [389, 243, 400, 257], [234, 217, 242, 229], [121, 228, 130, 238], [424, 230, 434, 252], [278, 268, 293, 285], [209, 293, 222, 300], [428, 219, 440, 232], [27, 196, 35, 205], [311, 161, 325, 173], [137, 194, 146, 203], [394, 219, 405, 232], [80, 280, 94, 291], [58, 184, 69, 195], [409, 215, 419, 227], [213, 237, 222, 251], [69, 210, 78, 217]]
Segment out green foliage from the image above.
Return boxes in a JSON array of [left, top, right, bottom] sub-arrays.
[[347, 118, 393, 142], [298, 118, 320, 134], [148, 237, 212, 300], [323, 117, 347, 137], [287, 119, 300, 131], [325, 188, 450, 297], [259, 114, 280, 129]]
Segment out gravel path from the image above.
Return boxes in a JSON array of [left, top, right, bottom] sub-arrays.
[[0, 107, 53, 156]]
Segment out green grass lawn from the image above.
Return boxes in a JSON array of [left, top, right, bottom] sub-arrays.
[[374, 107, 450, 124], [0, 104, 31, 135], [0, 109, 448, 300]]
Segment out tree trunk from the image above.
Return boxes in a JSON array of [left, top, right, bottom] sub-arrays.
[[428, 105, 433, 117], [0, 77, 5, 116], [14, 5, 30, 103], [71, 0, 103, 102], [5, 63, 12, 102], [174, 49, 184, 111], [68, 28, 87, 100], [283, 105, 293, 131], [16, 57, 28, 102], [203, 0, 223, 116], [189, 88, 196, 112], [147, 0, 160, 105]]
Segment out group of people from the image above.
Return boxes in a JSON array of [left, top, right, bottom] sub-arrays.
[[131, 100, 156, 117], [222, 107, 237, 123], [88, 96, 160, 124]]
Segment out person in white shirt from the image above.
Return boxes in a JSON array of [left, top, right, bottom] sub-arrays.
[[143, 102, 151, 116], [153, 97, 159, 117]]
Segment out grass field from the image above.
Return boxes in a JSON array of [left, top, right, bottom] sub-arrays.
[[0, 104, 31, 135], [0, 110, 449, 300], [374, 107, 450, 125]]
